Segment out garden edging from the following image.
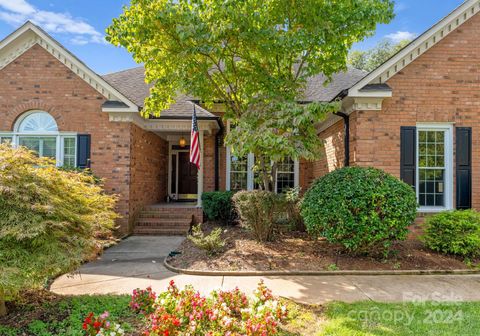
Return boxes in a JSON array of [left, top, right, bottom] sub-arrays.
[[164, 258, 480, 277]]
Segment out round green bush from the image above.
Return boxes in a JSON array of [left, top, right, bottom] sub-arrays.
[[423, 210, 480, 258], [301, 167, 417, 254]]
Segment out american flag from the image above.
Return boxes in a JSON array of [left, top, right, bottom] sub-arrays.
[[190, 105, 201, 169]]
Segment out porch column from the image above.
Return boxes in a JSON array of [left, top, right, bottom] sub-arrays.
[[197, 130, 204, 207]]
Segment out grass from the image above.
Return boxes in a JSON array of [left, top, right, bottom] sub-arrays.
[[1, 293, 480, 335], [279, 300, 480, 336]]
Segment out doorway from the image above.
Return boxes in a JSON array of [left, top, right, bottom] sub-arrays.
[[170, 149, 198, 201]]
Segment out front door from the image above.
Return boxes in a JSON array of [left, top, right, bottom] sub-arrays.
[[177, 152, 198, 200]]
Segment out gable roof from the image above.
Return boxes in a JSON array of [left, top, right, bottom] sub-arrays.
[[0, 21, 138, 112], [348, 0, 480, 97], [102, 67, 217, 119], [103, 65, 367, 112]]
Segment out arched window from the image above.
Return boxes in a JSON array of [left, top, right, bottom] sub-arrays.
[[0, 111, 77, 167]]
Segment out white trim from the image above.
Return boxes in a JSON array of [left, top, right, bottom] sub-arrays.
[[197, 130, 204, 207], [348, 0, 480, 96], [415, 123, 454, 212], [0, 22, 138, 112]]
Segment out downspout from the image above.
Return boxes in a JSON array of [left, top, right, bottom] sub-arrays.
[[334, 112, 350, 167], [214, 118, 224, 191]]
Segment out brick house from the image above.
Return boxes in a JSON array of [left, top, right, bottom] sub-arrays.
[[0, 1, 478, 235]]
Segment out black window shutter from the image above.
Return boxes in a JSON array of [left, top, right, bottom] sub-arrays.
[[77, 134, 91, 169], [400, 126, 416, 188], [456, 127, 472, 209]]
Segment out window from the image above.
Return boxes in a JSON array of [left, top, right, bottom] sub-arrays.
[[229, 153, 248, 191], [416, 125, 453, 210], [226, 149, 299, 192], [0, 111, 77, 167], [19, 136, 57, 158], [276, 157, 295, 193], [63, 137, 77, 167]]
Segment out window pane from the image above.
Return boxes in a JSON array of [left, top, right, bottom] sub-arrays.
[[276, 157, 295, 193], [418, 130, 446, 207], [0, 136, 12, 144], [63, 137, 76, 167], [19, 137, 40, 155], [230, 154, 247, 191], [43, 138, 56, 158], [19, 137, 57, 160]]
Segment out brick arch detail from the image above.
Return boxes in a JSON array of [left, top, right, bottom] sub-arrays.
[[9, 100, 58, 131]]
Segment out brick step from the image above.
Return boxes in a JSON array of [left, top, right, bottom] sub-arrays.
[[135, 222, 191, 229], [133, 228, 190, 235], [138, 212, 194, 219], [135, 218, 192, 225], [143, 206, 198, 212]]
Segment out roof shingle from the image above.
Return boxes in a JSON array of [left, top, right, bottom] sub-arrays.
[[103, 66, 366, 117]]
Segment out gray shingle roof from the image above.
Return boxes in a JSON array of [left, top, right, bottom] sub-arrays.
[[302, 68, 367, 101], [102, 67, 217, 119], [103, 66, 366, 117]]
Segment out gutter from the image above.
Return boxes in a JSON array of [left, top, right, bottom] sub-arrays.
[[333, 112, 350, 167], [214, 117, 224, 191]]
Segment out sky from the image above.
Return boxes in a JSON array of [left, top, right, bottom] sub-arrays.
[[0, 0, 466, 75]]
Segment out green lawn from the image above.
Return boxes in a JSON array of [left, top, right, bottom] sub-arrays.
[[1, 294, 479, 336]]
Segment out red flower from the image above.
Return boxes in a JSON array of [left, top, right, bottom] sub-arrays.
[[82, 323, 88, 330], [93, 321, 102, 329]]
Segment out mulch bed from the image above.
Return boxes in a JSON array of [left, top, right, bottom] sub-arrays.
[[168, 222, 476, 272]]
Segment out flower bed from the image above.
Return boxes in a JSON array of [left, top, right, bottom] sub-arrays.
[[167, 222, 477, 272]]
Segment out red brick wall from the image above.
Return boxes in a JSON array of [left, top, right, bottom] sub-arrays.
[[0, 45, 135, 233], [306, 119, 347, 186], [129, 124, 169, 230], [345, 12, 480, 210]]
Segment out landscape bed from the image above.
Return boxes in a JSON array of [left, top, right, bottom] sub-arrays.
[[167, 222, 478, 272], [1, 290, 480, 336]]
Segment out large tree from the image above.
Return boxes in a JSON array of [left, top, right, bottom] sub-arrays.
[[107, 0, 394, 190], [348, 38, 411, 72]]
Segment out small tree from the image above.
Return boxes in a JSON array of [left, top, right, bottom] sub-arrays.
[[0, 144, 118, 316], [348, 38, 411, 72], [107, 0, 394, 190]]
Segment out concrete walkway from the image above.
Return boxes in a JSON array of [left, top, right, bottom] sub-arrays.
[[51, 236, 480, 304]]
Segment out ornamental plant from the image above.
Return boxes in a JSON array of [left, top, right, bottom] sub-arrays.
[[423, 210, 480, 258], [301, 167, 418, 255], [130, 287, 157, 315], [0, 144, 118, 316], [82, 311, 125, 336], [134, 280, 287, 335], [232, 191, 282, 242], [188, 224, 225, 256]]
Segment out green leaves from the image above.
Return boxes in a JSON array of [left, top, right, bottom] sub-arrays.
[[423, 210, 480, 258], [107, 0, 394, 189], [0, 144, 118, 301], [301, 167, 418, 255], [107, 0, 394, 117]]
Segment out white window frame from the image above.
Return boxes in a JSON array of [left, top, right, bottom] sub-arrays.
[[416, 123, 454, 212], [225, 122, 299, 192], [0, 111, 77, 167]]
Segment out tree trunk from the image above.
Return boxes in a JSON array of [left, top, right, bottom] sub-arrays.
[[0, 298, 6, 317]]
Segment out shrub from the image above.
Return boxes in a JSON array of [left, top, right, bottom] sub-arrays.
[[233, 190, 281, 242], [423, 210, 480, 258], [135, 280, 287, 335], [201, 191, 236, 224], [276, 187, 305, 231], [188, 224, 225, 255], [301, 166, 417, 255], [0, 144, 118, 314]]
